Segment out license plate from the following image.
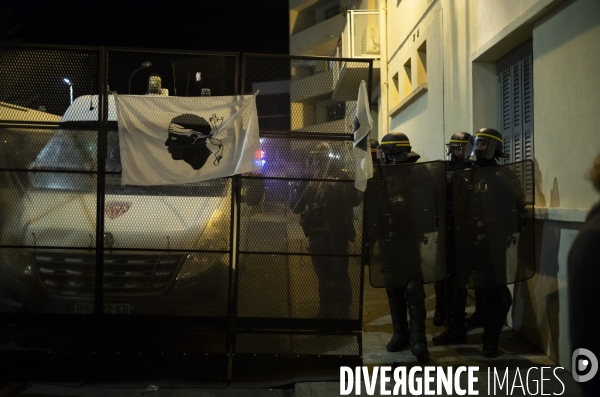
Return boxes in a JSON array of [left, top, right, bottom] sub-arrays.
[[74, 303, 132, 315]]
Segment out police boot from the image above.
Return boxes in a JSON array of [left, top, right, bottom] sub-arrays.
[[466, 288, 484, 328], [482, 286, 512, 358], [433, 280, 446, 326], [406, 279, 430, 362], [386, 287, 410, 352], [433, 285, 467, 346]]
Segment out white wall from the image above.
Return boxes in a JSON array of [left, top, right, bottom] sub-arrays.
[[388, 3, 445, 162], [512, 220, 580, 370], [442, 0, 475, 138], [533, 0, 600, 211], [508, 0, 600, 369], [474, 0, 542, 49], [387, 0, 435, 58]]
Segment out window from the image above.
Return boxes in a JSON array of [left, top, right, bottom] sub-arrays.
[[391, 72, 399, 105], [497, 40, 533, 195], [497, 40, 533, 164], [403, 58, 412, 98], [417, 41, 427, 86], [326, 102, 346, 122]]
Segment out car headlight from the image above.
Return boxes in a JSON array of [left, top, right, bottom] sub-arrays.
[[177, 253, 222, 281]]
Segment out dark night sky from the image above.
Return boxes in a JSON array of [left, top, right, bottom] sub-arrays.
[[4, 0, 289, 54]]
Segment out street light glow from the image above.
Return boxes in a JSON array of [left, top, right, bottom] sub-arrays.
[[63, 78, 73, 104]]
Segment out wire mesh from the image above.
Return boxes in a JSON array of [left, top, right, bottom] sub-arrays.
[[239, 137, 363, 255], [350, 11, 381, 58], [237, 60, 367, 327], [96, 328, 227, 353], [249, 136, 356, 179], [0, 47, 374, 385], [0, 127, 58, 170], [0, 172, 98, 248], [103, 175, 232, 251], [106, 48, 238, 97], [0, 48, 371, 331], [0, 46, 100, 121], [0, 248, 96, 315], [87, 330, 229, 387], [236, 254, 361, 321], [240, 178, 363, 255], [242, 55, 371, 134], [235, 332, 360, 356], [99, 250, 230, 317]]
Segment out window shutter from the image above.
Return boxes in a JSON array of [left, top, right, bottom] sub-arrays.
[[499, 68, 513, 163], [512, 60, 523, 163], [497, 40, 533, 187], [522, 53, 534, 196]]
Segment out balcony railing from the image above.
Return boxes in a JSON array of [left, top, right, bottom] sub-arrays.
[[346, 10, 381, 59]]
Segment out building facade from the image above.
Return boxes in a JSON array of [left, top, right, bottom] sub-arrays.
[[290, 0, 600, 369]]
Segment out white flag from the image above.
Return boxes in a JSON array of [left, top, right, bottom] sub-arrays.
[[353, 80, 374, 191], [114, 94, 262, 186]]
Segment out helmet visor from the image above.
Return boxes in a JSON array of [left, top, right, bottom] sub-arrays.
[[466, 136, 498, 161], [446, 143, 468, 161]]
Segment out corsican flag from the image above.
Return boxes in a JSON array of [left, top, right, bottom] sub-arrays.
[[114, 94, 262, 185], [352, 80, 374, 192]]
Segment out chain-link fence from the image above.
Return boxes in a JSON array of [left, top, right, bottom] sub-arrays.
[[0, 45, 372, 385]]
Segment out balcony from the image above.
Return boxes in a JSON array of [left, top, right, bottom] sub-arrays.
[[289, 0, 326, 12], [290, 13, 344, 56], [343, 10, 381, 59]]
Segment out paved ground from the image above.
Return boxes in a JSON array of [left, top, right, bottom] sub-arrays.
[[0, 274, 585, 396], [295, 280, 584, 396]]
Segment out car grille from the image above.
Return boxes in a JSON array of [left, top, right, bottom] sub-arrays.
[[33, 252, 187, 297]]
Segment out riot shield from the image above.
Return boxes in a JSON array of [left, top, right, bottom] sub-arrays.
[[367, 161, 447, 288], [452, 160, 535, 288]]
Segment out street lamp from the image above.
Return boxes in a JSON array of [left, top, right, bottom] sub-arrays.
[[128, 61, 152, 94], [63, 78, 73, 105]]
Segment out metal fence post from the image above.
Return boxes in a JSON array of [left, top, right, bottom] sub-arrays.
[[94, 46, 108, 317]]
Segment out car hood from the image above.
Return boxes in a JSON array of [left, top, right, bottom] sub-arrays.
[[19, 190, 230, 250]]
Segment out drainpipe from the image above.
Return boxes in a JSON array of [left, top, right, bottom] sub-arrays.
[[379, 0, 389, 141]]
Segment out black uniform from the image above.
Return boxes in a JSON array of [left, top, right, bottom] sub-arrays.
[[432, 159, 471, 340], [290, 174, 362, 319], [433, 132, 472, 334], [377, 132, 430, 363], [453, 128, 526, 357]]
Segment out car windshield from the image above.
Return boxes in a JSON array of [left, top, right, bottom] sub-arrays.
[[28, 95, 228, 196], [29, 128, 228, 196]]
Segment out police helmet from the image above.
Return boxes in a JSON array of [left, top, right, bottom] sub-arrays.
[[465, 128, 504, 161], [380, 132, 411, 156], [446, 132, 472, 162], [305, 140, 348, 178]]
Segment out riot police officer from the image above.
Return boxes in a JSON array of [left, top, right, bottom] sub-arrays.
[[290, 141, 362, 320], [433, 132, 472, 344], [452, 127, 525, 357], [376, 132, 430, 362]]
